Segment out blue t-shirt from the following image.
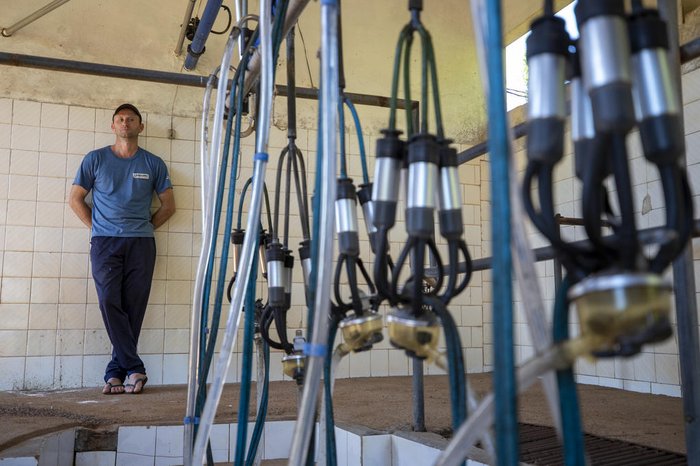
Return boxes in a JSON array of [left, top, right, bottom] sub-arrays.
[[73, 146, 173, 237]]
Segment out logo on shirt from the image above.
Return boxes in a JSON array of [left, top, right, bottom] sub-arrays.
[[133, 173, 150, 180]]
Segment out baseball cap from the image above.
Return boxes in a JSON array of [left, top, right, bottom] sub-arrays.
[[113, 103, 142, 123]]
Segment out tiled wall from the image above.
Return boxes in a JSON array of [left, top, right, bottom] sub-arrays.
[[485, 66, 700, 396], [0, 97, 486, 390]]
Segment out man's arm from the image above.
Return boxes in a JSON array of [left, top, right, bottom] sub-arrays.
[[69, 184, 92, 229], [151, 188, 176, 229]]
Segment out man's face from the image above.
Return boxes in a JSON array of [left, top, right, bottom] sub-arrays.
[[111, 110, 144, 139]]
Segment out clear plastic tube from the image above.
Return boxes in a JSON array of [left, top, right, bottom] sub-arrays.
[[183, 66, 219, 466], [287, 1, 339, 463], [190, 0, 274, 463]]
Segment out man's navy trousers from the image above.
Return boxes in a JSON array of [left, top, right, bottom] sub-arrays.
[[90, 236, 156, 382]]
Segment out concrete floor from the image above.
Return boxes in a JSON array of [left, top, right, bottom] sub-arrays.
[[0, 374, 686, 458]]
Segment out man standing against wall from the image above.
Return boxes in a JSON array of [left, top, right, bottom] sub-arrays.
[[69, 104, 176, 394]]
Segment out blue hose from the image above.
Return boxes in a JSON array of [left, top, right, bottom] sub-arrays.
[[553, 277, 586, 465], [245, 340, 270, 466], [234, 236, 260, 466], [344, 98, 369, 185], [323, 321, 340, 466], [338, 99, 347, 179], [484, 1, 518, 464], [184, 0, 225, 70], [306, 97, 324, 337]]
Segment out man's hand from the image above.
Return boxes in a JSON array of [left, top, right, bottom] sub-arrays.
[[68, 184, 92, 229], [151, 188, 176, 229]]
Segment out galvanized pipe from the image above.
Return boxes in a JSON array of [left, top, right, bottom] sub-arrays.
[[183, 66, 220, 466], [190, 0, 274, 463], [659, 2, 700, 465], [2, 0, 71, 37], [174, 0, 198, 56], [287, 0, 339, 463], [243, 0, 311, 95]]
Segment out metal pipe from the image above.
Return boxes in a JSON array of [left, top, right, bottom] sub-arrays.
[[412, 358, 426, 432], [243, 0, 311, 95], [287, 0, 339, 463], [186, 23, 241, 465], [175, 0, 198, 56], [190, 0, 274, 461], [0, 51, 214, 87], [0, 51, 417, 113], [183, 66, 220, 466], [275, 85, 418, 111], [680, 36, 700, 64], [184, 0, 224, 71], [1, 0, 71, 37], [659, 2, 700, 465]]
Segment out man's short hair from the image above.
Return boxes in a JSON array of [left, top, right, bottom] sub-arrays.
[[113, 103, 142, 123]]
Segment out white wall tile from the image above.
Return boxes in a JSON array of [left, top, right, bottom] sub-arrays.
[[69, 107, 96, 132], [0, 99, 12, 124], [11, 126, 40, 151], [54, 355, 83, 388], [40, 128, 68, 153], [4, 251, 33, 277], [362, 434, 392, 466], [115, 452, 154, 466], [210, 423, 230, 462], [26, 330, 55, 356], [391, 435, 440, 466], [118, 426, 157, 456], [34, 227, 63, 251], [0, 330, 28, 356], [155, 425, 183, 458], [13, 101, 41, 126], [162, 354, 188, 384], [67, 130, 95, 154], [264, 420, 294, 459], [0, 125, 10, 150], [0, 148, 10, 173], [30, 277, 60, 303], [9, 175, 38, 201], [41, 104, 68, 129], [651, 383, 681, 397], [0, 304, 30, 330], [1, 277, 31, 303], [76, 451, 115, 466], [10, 150, 39, 176], [7, 199, 36, 225], [24, 356, 55, 388], [0, 356, 25, 390]]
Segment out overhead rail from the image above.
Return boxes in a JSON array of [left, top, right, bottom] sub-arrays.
[[0, 51, 419, 111]]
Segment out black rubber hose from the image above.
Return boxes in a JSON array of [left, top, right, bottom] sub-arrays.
[[346, 257, 365, 316], [650, 164, 683, 272], [610, 134, 639, 270], [582, 135, 617, 265]]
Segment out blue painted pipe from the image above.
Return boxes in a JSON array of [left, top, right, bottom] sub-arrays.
[[484, 1, 518, 464], [552, 277, 586, 465], [184, 0, 224, 70]]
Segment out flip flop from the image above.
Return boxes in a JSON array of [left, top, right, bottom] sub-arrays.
[[125, 375, 148, 394], [102, 380, 124, 395]]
